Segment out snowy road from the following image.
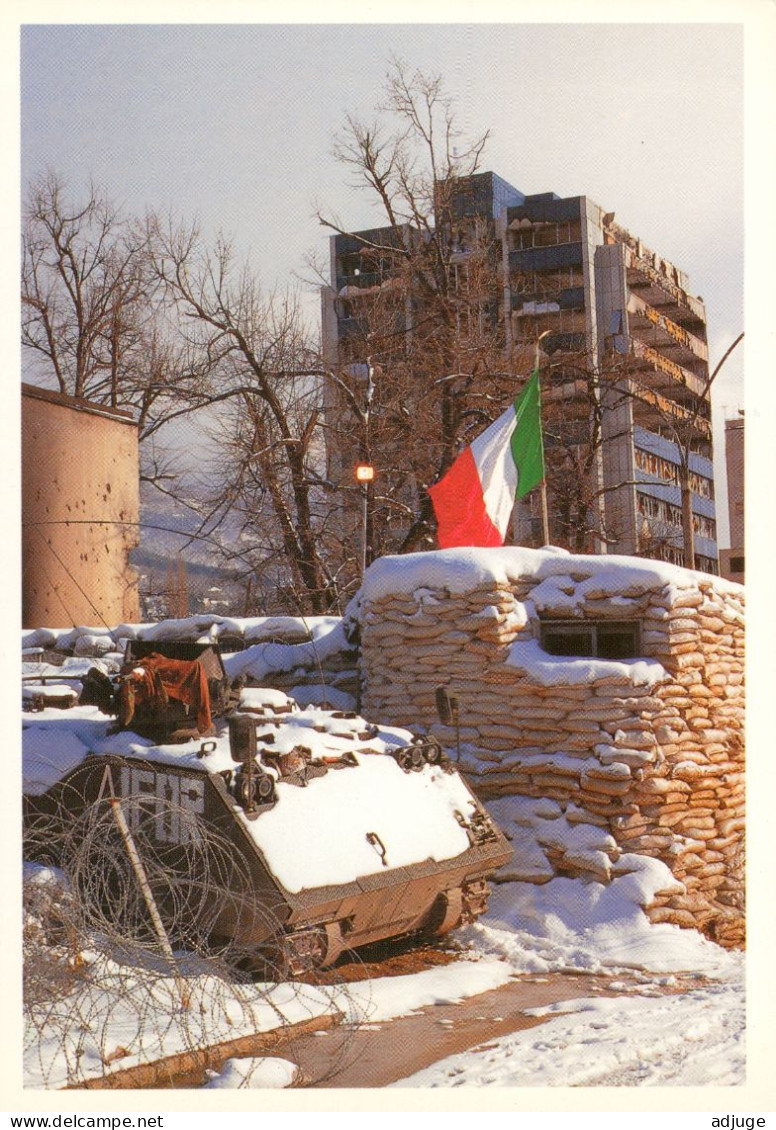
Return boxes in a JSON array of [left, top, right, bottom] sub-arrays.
[[24, 864, 745, 1090], [284, 970, 737, 1088], [390, 975, 745, 1088], [198, 870, 747, 1090]]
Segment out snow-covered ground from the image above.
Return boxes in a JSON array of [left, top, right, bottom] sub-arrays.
[[22, 685, 745, 1091], [24, 862, 745, 1091], [387, 870, 744, 1088], [391, 977, 744, 1088], [23, 841, 746, 1091]]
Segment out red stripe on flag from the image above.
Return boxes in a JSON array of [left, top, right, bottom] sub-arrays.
[[428, 446, 504, 549]]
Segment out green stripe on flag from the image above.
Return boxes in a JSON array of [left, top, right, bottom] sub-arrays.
[[510, 368, 545, 499]]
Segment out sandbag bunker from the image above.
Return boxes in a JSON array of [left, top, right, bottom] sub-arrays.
[[356, 546, 746, 948], [22, 651, 510, 976]]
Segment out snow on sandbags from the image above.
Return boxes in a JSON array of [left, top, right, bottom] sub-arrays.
[[243, 616, 321, 644], [358, 547, 745, 947], [222, 620, 353, 684], [22, 628, 59, 650], [73, 632, 118, 657], [23, 683, 79, 705], [138, 616, 227, 643], [21, 615, 359, 695]]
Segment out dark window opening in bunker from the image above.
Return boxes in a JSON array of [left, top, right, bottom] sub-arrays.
[[539, 620, 641, 660]]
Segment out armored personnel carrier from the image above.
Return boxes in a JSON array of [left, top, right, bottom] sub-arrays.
[[23, 683, 511, 976]]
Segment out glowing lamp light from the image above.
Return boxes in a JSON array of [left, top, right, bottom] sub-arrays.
[[355, 464, 374, 482]]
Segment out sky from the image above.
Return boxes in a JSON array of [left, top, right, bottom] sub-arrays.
[[14, 13, 758, 548]]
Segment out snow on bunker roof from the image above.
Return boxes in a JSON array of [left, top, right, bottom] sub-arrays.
[[358, 545, 743, 603]]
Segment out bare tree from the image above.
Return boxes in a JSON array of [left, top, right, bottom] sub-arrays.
[[22, 174, 217, 489], [316, 60, 521, 556], [149, 218, 345, 615], [22, 173, 147, 402], [21, 175, 358, 614]]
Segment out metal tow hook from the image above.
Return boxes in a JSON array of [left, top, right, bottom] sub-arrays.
[[366, 831, 389, 866]]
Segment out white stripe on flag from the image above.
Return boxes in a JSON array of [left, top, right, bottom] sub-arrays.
[[469, 404, 519, 538]]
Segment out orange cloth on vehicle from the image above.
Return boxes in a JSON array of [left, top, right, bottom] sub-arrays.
[[119, 654, 212, 733]]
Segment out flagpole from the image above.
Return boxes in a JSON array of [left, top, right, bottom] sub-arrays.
[[535, 332, 551, 546]]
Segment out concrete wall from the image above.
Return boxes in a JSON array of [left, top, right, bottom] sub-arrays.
[[22, 385, 140, 628]]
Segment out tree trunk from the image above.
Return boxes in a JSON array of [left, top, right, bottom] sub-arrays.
[[679, 464, 695, 570]]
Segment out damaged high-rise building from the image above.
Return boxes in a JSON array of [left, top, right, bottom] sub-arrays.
[[321, 171, 717, 573]]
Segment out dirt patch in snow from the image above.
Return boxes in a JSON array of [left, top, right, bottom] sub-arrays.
[[306, 938, 463, 984]]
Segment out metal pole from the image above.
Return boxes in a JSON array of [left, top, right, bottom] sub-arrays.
[[361, 356, 375, 577], [539, 481, 551, 546], [109, 798, 176, 961], [535, 331, 552, 547], [361, 481, 368, 577], [109, 797, 189, 1009]]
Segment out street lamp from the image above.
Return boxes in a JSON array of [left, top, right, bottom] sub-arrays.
[[355, 355, 377, 578], [355, 463, 374, 576]]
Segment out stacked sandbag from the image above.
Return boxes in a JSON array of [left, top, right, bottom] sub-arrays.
[[361, 581, 528, 725], [358, 548, 745, 947], [623, 579, 745, 946], [22, 615, 360, 699]]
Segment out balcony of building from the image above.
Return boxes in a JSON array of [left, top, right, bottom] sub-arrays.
[[605, 333, 711, 412], [511, 304, 588, 347], [534, 363, 599, 442], [601, 217, 706, 338], [510, 284, 586, 313], [508, 242, 584, 276], [636, 466, 715, 518], [336, 268, 384, 292], [621, 247, 707, 337], [334, 224, 414, 257], [625, 292, 708, 371], [628, 382, 712, 445], [634, 434, 715, 506], [506, 214, 583, 250], [336, 315, 369, 339], [635, 486, 717, 569], [335, 265, 410, 297], [333, 224, 418, 294], [505, 195, 583, 228]]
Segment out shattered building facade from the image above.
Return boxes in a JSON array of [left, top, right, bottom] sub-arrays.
[[321, 171, 717, 573]]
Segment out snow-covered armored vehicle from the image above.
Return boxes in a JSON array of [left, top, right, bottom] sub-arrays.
[[23, 684, 511, 976]]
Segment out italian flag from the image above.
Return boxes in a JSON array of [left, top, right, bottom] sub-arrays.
[[428, 368, 544, 548]]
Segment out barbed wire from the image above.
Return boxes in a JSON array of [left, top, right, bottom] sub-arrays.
[[23, 780, 370, 1090]]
